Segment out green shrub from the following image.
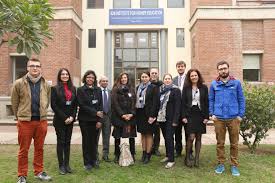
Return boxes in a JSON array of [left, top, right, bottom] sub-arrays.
[[240, 83, 275, 153]]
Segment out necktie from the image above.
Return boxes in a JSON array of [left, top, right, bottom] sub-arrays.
[[103, 89, 108, 113], [178, 76, 182, 87]]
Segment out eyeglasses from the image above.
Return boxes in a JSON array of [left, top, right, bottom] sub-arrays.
[[28, 65, 41, 68]]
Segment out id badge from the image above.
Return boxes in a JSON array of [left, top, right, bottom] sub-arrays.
[[92, 99, 98, 104], [66, 101, 72, 106], [139, 97, 143, 102]]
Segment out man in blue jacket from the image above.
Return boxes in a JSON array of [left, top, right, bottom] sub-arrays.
[[209, 61, 245, 177]]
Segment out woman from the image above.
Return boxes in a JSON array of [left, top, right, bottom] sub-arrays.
[[111, 72, 136, 163], [77, 70, 103, 171], [157, 73, 181, 169], [136, 71, 158, 164], [51, 68, 77, 174], [181, 69, 209, 167]]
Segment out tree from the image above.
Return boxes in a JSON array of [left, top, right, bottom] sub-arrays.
[[0, 0, 53, 58], [240, 83, 275, 153]]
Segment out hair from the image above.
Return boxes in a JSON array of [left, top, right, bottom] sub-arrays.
[[216, 61, 229, 69], [150, 68, 159, 73], [184, 69, 204, 88], [139, 71, 150, 83], [27, 57, 41, 66], [56, 68, 75, 92], [162, 73, 173, 80], [113, 72, 131, 89], [176, 60, 186, 67], [82, 70, 97, 86], [99, 75, 109, 83]]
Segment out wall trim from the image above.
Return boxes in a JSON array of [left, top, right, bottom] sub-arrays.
[[54, 7, 83, 30]]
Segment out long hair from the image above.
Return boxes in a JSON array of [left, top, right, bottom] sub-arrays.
[[113, 72, 132, 89], [56, 68, 74, 90], [139, 71, 150, 84], [82, 70, 97, 87], [184, 68, 204, 88]]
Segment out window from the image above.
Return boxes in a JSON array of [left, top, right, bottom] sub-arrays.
[[87, 0, 104, 9], [113, 0, 131, 8], [75, 37, 80, 59], [243, 54, 261, 81], [176, 28, 184, 47], [141, 0, 158, 8], [11, 56, 28, 82], [88, 29, 96, 48], [168, 0, 184, 8]]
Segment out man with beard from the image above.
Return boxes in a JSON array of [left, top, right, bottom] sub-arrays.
[[209, 61, 245, 177], [150, 68, 162, 156]]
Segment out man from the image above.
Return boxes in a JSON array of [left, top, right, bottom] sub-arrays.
[[209, 61, 245, 176], [150, 68, 162, 156], [11, 58, 52, 183], [172, 60, 188, 157], [96, 76, 112, 163]]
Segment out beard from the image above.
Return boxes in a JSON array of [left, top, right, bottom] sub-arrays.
[[219, 72, 229, 79]]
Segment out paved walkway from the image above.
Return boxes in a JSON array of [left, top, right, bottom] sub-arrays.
[[1, 125, 275, 145]]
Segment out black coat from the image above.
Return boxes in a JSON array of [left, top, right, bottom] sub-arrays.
[[158, 86, 181, 125], [77, 85, 103, 124], [181, 84, 209, 119], [136, 83, 158, 118], [111, 85, 136, 127], [51, 85, 77, 128]]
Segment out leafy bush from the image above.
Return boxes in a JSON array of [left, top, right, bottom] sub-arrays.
[[240, 83, 275, 153]]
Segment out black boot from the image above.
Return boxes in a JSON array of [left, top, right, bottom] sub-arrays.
[[59, 165, 66, 175], [143, 153, 151, 164], [141, 151, 146, 162], [114, 155, 119, 163], [131, 154, 136, 162], [64, 144, 72, 173]]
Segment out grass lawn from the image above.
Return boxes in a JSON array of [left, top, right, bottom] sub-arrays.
[[0, 144, 274, 183]]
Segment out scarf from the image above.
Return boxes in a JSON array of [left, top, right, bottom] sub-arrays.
[[27, 73, 42, 83], [157, 84, 175, 122], [63, 83, 72, 101], [136, 82, 151, 108]]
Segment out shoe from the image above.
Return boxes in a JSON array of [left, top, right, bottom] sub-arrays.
[[165, 162, 175, 169], [160, 157, 169, 163], [34, 172, 52, 181], [59, 166, 66, 175], [141, 151, 146, 162], [102, 156, 111, 162], [194, 158, 199, 167], [84, 164, 92, 171], [143, 153, 151, 164], [17, 176, 27, 183], [231, 166, 240, 176], [185, 156, 193, 168], [215, 164, 225, 174], [189, 153, 195, 161], [65, 166, 72, 173], [92, 160, 100, 169], [131, 154, 136, 162], [152, 150, 161, 156], [114, 155, 119, 163]]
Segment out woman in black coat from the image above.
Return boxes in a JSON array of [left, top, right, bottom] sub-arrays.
[[181, 69, 209, 167], [77, 70, 103, 171], [157, 73, 181, 169], [51, 68, 77, 174], [136, 71, 158, 164], [111, 72, 136, 163]]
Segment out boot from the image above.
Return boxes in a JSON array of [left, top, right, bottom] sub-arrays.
[[141, 151, 146, 162], [114, 155, 119, 163], [143, 153, 151, 164], [59, 165, 66, 175], [194, 156, 199, 167]]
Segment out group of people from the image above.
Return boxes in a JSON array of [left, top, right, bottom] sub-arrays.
[[11, 58, 245, 183]]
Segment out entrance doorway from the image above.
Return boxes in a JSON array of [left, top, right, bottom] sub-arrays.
[[114, 31, 159, 86]]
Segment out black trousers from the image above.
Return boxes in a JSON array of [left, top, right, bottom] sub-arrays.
[[80, 122, 98, 166], [175, 123, 183, 154], [160, 122, 175, 162], [55, 125, 73, 167], [114, 138, 135, 156], [152, 125, 160, 152]]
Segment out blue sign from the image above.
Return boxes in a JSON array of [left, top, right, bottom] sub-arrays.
[[109, 8, 164, 25]]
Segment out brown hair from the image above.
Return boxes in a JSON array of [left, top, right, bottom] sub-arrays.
[[184, 68, 204, 88], [216, 61, 229, 69], [176, 60, 186, 67], [113, 72, 132, 89]]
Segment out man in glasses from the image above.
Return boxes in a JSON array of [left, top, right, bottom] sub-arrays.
[[11, 58, 52, 183], [209, 61, 245, 177]]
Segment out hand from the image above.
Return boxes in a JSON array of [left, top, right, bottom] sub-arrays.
[[148, 117, 156, 124], [127, 114, 133, 120], [96, 122, 102, 129], [203, 119, 208, 124], [210, 115, 217, 121], [236, 116, 242, 122], [172, 123, 178, 127], [182, 118, 188, 124], [64, 117, 71, 124], [96, 111, 103, 118], [122, 114, 128, 120]]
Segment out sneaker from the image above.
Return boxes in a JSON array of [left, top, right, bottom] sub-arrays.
[[165, 162, 175, 169], [34, 172, 52, 181], [160, 157, 169, 163], [152, 150, 161, 156], [17, 176, 27, 183], [231, 166, 240, 176], [215, 164, 225, 174]]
